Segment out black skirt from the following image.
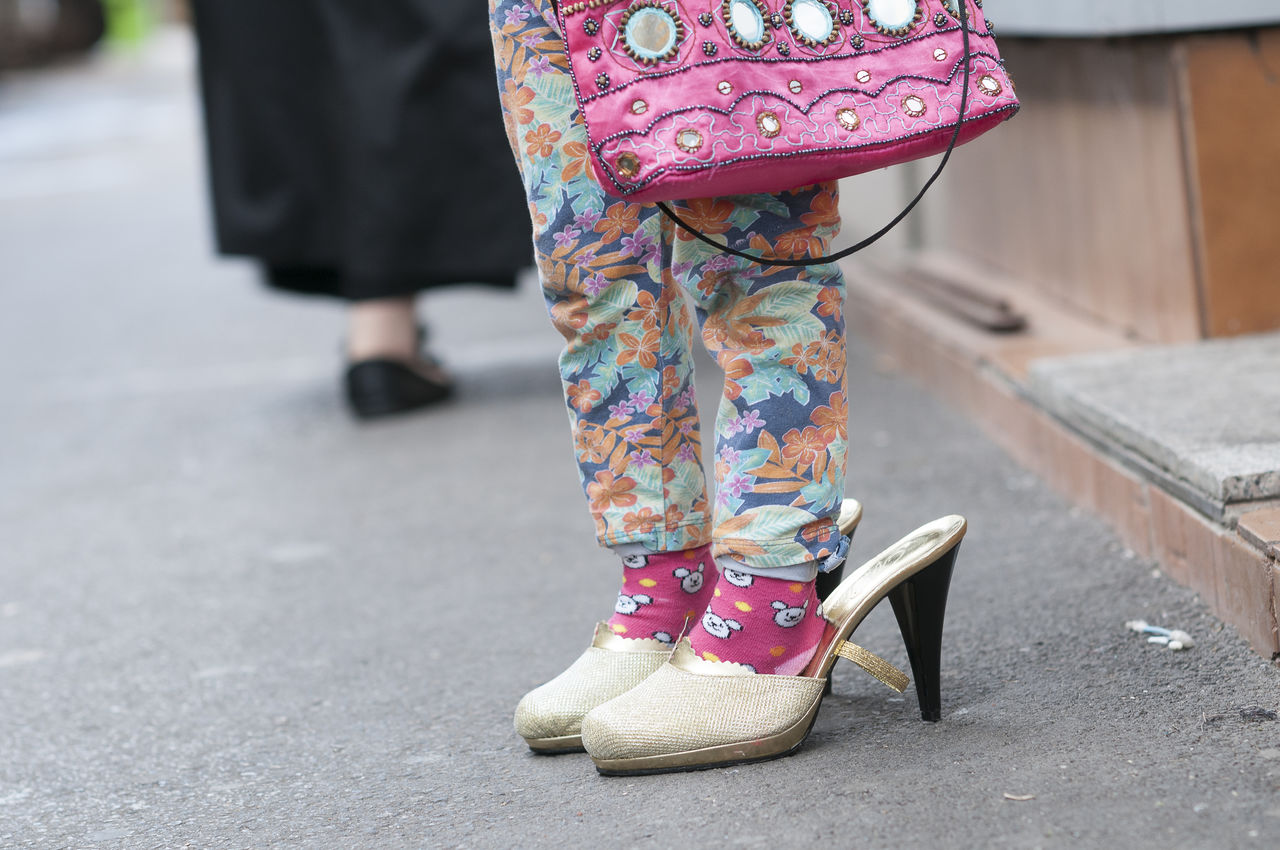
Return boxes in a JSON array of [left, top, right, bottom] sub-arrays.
[[191, 1, 531, 301]]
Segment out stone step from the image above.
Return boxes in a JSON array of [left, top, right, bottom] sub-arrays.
[[1027, 332, 1280, 518]]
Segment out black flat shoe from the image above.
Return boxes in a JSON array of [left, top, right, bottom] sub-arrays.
[[344, 358, 454, 419]]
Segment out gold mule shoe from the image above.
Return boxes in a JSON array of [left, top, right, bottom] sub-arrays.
[[580, 514, 966, 775], [514, 499, 865, 755], [514, 623, 672, 753]]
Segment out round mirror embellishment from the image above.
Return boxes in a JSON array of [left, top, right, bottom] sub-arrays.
[[940, 0, 981, 27], [620, 2, 684, 65], [837, 108, 860, 131], [785, 0, 840, 49], [615, 152, 641, 180], [977, 74, 1002, 96], [723, 0, 771, 50], [676, 129, 704, 153], [861, 0, 922, 37], [902, 95, 926, 117], [757, 111, 782, 138]]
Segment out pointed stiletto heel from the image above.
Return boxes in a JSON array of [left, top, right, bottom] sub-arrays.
[[888, 543, 958, 722], [581, 514, 966, 775]]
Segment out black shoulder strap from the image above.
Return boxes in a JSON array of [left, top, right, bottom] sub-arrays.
[[656, 0, 973, 268]]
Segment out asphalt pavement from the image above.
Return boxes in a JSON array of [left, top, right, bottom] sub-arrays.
[[1, 32, 1278, 850]]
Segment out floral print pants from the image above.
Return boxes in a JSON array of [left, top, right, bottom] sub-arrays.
[[489, 0, 848, 570]]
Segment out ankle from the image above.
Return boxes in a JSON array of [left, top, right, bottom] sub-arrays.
[[607, 544, 714, 644], [690, 568, 825, 675], [347, 297, 418, 361]]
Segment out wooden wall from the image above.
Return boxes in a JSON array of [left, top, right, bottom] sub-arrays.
[[1180, 29, 1280, 337], [893, 30, 1280, 344], [930, 39, 1203, 343]]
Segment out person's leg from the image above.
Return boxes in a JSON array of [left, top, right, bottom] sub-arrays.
[[671, 185, 849, 674], [494, 0, 721, 749], [490, 0, 712, 634], [347, 296, 418, 361], [340, 293, 454, 418]]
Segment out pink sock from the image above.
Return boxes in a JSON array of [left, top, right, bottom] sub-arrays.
[[607, 544, 715, 644], [689, 568, 826, 675]]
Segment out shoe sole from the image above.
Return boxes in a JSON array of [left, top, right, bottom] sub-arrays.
[[591, 694, 824, 776], [348, 385, 454, 419], [524, 734, 584, 754]]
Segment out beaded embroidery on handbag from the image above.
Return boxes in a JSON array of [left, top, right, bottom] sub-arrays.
[[557, 0, 1019, 206]]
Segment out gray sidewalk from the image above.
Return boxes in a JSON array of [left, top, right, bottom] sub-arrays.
[[2, 33, 1278, 850]]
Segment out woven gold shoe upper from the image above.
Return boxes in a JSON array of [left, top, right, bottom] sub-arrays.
[[514, 623, 672, 742], [580, 640, 826, 761]]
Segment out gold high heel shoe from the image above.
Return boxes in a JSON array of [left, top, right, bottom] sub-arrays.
[[580, 514, 965, 775], [515, 623, 672, 753], [515, 499, 865, 754]]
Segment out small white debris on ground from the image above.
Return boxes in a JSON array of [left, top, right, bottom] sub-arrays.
[[1126, 620, 1194, 650]]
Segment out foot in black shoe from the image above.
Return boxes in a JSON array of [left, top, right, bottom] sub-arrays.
[[344, 358, 454, 419]]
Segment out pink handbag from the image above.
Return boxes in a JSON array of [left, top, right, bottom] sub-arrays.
[[555, 0, 1019, 262]]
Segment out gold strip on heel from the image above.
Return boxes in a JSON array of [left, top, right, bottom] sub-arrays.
[[836, 642, 909, 693]]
